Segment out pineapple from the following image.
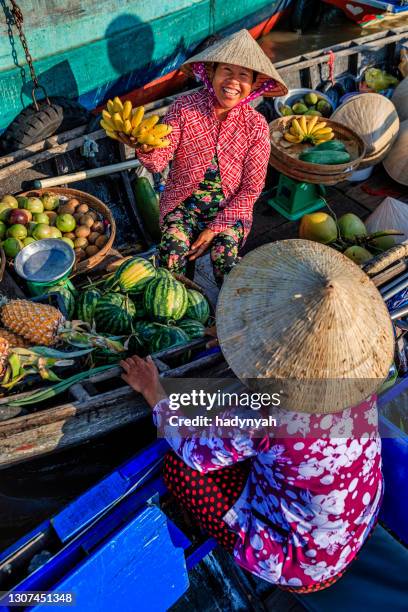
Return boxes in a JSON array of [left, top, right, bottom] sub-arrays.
[[1, 300, 64, 346], [0, 335, 9, 378], [0, 329, 28, 348]]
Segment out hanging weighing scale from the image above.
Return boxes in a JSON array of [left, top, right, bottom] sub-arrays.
[[15, 239, 75, 296], [267, 173, 327, 221]]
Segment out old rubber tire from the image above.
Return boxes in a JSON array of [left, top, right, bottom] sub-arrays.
[[291, 0, 322, 32], [0, 102, 63, 153], [52, 97, 92, 133], [0, 98, 92, 154]]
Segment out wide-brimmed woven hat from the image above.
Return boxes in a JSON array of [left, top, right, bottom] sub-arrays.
[[331, 93, 399, 157], [383, 119, 408, 186], [181, 29, 287, 97], [216, 240, 394, 414], [392, 77, 408, 122]]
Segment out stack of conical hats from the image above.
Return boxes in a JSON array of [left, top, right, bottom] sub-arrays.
[[331, 93, 400, 168]]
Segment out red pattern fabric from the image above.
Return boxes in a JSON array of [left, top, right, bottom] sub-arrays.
[[163, 450, 249, 551], [137, 88, 271, 241]]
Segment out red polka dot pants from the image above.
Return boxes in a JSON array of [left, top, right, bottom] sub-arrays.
[[163, 451, 250, 552]]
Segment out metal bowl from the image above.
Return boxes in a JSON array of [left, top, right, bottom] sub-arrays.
[[274, 88, 334, 118], [15, 239, 75, 284]]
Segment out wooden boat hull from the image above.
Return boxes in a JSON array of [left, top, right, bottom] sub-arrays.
[[0, 0, 291, 133]]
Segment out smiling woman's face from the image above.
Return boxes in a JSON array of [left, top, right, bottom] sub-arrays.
[[212, 63, 254, 110]]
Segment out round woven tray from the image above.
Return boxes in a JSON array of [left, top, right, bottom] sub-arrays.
[[269, 149, 354, 185], [18, 187, 116, 275], [269, 116, 366, 181]]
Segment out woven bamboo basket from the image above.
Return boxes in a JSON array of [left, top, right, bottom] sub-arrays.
[[19, 188, 116, 275], [269, 149, 355, 185], [269, 116, 366, 181]]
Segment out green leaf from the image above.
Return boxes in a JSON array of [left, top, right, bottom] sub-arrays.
[[30, 347, 94, 358], [6, 365, 113, 406]]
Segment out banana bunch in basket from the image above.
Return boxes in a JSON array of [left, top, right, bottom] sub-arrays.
[[100, 97, 172, 148], [284, 116, 334, 145]]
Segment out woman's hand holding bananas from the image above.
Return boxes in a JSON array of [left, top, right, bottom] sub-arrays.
[[100, 97, 172, 149]]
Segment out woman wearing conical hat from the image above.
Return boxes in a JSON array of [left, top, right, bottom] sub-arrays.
[[118, 30, 287, 286], [121, 240, 395, 593]]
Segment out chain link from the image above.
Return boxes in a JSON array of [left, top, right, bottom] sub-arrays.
[[9, 0, 50, 109]]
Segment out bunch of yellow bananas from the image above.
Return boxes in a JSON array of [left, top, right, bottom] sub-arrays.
[[100, 97, 172, 148], [283, 116, 334, 145]]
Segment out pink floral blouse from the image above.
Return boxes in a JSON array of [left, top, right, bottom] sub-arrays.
[[137, 88, 271, 242], [153, 395, 382, 588]]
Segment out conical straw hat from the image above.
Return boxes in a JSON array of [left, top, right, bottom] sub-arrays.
[[216, 240, 394, 414], [383, 119, 408, 186], [392, 77, 408, 122], [181, 29, 287, 97], [331, 93, 399, 156]]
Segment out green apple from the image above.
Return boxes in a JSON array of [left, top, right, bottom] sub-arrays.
[[33, 212, 50, 225], [0, 202, 12, 223], [7, 224, 27, 240], [32, 223, 52, 240], [27, 222, 38, 237], [0, 221, 6, 240], [16, 196, 29, 209], [48, 227, 62, 239], [56, 213, 76, 233], [1, 195, 18, 208], [2, 237, 22, 258], [22, 197, 44, 214], [41, 192, 60, 211], [23, 237, 36, 247], [60, 237, 75, 248]]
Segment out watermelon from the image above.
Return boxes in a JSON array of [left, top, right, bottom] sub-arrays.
[[76, 288, 101, 324], [113, 257, 157, 294], [45, 284, 75, 319], [144, 275, 188, 322], [125, 333, 145, 356], [94, 293, 136, 334], [149, 325, 190, 354], [132, 293, 147, 319], [185, 289, 210, 324], [133, 320, 163, 341], [178, 319, 206, 339], [156, 267, 172, 279]]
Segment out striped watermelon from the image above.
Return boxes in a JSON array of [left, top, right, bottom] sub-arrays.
[[134, 320, 162, 342], [178, 319, 206, 339], [149, 325, 190, 354], [144, 276, 188, 322], [113, 257, 157, 294], [125, 333, 145, 356], [45, 285, 75, 319], [76, 288, 101, 324], [185, 289, 210, 324], [94, 293, 136, 334], [132, 293, 148, 319], [156, 268, 172, 279]]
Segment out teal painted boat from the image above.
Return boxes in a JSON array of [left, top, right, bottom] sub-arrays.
[[0, 0, 291, 132]]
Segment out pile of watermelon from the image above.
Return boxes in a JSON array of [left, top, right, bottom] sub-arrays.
[[68, 257, 211, 356]]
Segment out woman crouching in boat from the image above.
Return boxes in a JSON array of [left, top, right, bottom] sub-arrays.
[[118, 30, 287, 286], [120, 240, 394, 593]]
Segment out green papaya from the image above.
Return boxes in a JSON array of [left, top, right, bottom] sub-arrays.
[[314, 140, 346, 152], [133, 177, 161, 243], [299, 150, 351, 165]]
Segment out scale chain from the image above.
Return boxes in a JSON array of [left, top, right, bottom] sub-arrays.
[[9, 0, 51, 109]]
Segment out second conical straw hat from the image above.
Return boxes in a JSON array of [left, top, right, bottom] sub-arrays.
[[216, 240, 394, 414], [181, 29, 287, 97]]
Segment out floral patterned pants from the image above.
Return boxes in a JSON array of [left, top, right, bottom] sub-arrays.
[[160, 205, 243, 286]]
